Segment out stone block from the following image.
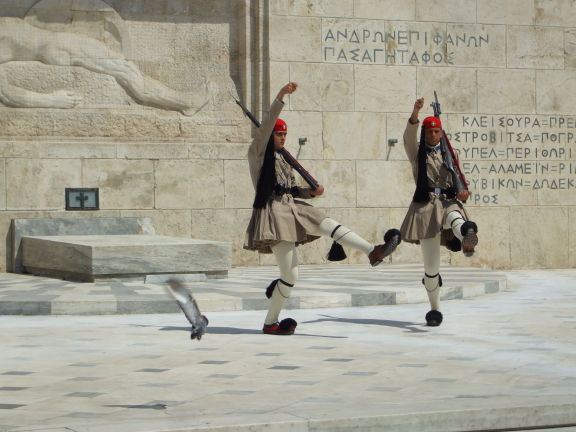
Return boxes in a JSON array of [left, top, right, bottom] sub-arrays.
[[323, 112, 387, 160], [21, 235, 232, 282], [298, 160, 356, 208], [0, 160, 5, 210], [570, 208, 576, 268], [277, 111, 324, 160], [289, 63, 355, 111], [450, 207, 511, 269], [356, 160, 413, 208], [510, 206, 569, 268], [478, 0, 535, 25], [536, 70, 576, 115], [117, 143, 188, 160], [188, 143, 250, 161], [119, 210, 192, 238], [417, 67, 477, 113], [354, 0, 415, 20], [224, 160, 253, 209], [447, 24, 506, 68], [6, 158, 82, 210], [355, 65, 416, 112], [415, 0, 476, 23], [385, 114, 412, 162], [82, 159, 154, 210], [535, 0, 576, 26], [269, 16, 322, 62], [478, 69, 535, 114], [507, 26, 564, 69], [189, 209, 257, 267], [269, 62, 291, 100], [270, 0, 353, 17], [565, 30, 576, 70], [11, 216, 154, 274], [0, 1, 35, 17], [154, 160, 224, 209], [0, 140, 117, 159]]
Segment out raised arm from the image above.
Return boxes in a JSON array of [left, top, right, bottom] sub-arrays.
[[403, 98, 424, 162], [248, 82, 298, 159]]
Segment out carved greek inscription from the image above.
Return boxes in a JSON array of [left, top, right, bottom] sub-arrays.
[[450, 115, 576, 205], [323, 23, 491, 65]]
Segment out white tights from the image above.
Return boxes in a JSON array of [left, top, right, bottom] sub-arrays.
[[264, 218, 375, 324], [420, 211, 466, 311]]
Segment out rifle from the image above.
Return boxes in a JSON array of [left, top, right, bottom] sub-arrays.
[[430, 91, 468, 197], [232, 93, 319, 190]]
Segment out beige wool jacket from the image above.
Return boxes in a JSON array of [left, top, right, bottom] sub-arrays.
[[244, 99, 325, 253], [400, 120, 469, 244]]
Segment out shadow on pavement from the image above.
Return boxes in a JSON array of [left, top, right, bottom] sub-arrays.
[[302, 315, 427, 333]]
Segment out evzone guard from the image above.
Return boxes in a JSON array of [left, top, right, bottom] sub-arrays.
[[400, 94, 479, 327], [243, 82, 402, 335]]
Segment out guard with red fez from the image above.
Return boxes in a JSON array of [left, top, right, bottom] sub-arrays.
[[400, 97, 478, 327], [244, 82, 402, 335]]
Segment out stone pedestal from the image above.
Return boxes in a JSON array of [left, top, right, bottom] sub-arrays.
[[21, 234, 231, 282]]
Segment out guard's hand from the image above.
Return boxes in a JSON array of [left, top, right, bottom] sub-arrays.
[[457, 190, 471, 202], [310, 184, 324, 197], [278, 82, 298, 100], [410, 98, 424, 123], [414, 98, 425, 111]]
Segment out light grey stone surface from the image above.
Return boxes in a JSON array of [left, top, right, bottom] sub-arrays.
[[477, 0, 535, 25], [289, 63, 355, 111], [535, 0, 576, 26], [477, 69, 536, 114], [354, 0, 416, 21], [356, 160, 413, 208], [417, 67, 477, 114], [415, 0, 476, 23], [270, 0, 353, 17], [510, 207, 569, 269], [22, 234, 231, 282], [323, 112, 387, 159], [269, 16, 322, 62], [82, 159, 155, 210], [11, 217, 155, 273], [154, 160, 225, 210], [0, 159, 5, 210], [536, 70, 576, 115], [354, 65, 416, 112], [507, 26, 565, 69], [6, 159, 82, 210]]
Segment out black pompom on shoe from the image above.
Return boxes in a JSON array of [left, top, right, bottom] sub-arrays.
[[327, 241, 347, 262], [460, 221, 478, 256], [262, 318, 297, 335], [425, 310, 443, 327], [446, 236, 462, 252]]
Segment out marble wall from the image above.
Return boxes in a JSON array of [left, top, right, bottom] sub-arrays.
[[266, 0, 576, 269], [0, 0, 574, 271]]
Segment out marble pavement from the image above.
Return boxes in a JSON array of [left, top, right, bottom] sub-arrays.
[[0, 267, 575, 431]]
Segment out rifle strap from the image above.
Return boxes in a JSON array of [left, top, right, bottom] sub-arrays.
[[442, 132, 468, 187]]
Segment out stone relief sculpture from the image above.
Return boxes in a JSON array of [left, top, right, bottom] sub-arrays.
[[0, 14, 213, 115]]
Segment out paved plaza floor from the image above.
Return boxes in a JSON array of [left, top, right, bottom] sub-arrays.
[[0, 266, 575, 431]]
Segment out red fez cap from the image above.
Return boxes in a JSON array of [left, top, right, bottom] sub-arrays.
[[274, 118, 287, 132], [422, 116, 442, 129]]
